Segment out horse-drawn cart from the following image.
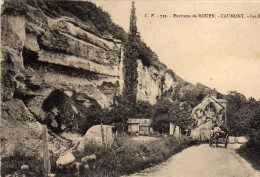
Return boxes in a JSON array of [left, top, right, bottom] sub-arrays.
[[209, 126, 229, 148]]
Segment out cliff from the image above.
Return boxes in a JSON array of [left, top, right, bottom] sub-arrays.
[[1, 0, 210, 157], [1, 0, 125, 157], [2, 0, 123, 114], [1, 0, 185, 112]]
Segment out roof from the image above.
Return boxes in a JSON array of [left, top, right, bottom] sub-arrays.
[[139, 124, 151, 127], [127, 118, 151, 124], [192, 95, 228, 113], [202, 95, 227, 108]]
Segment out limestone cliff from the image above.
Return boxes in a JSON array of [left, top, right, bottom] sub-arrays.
[[1, 0, 211, 158], [1, 0, 123, 114], [1, 0, 124, 157], [137, 60, 164, 104], [1, 0, 185, 112]]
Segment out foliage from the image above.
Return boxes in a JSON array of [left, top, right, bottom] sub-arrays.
[[151, 99, 193, 133], [101, 97, 153, 133], [38, 0, 127, 40], [225, 91, 250, 136], [224, 91, 260, 169], [180, 89, 201, 108], [52, 136, 199, 177], [135, 100, 154, 118], [102, 97, 132, 133], [78, 104, 106, 134], [237, 139, 260, 170], [123, 1, 139, 108], [135, 38, 159, 67], [37, 0, 158, 68], [169, 83, 210, 108], [1, 149, 43, 176]]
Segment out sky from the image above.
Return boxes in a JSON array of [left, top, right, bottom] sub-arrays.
[[90, 1, 260, 99]]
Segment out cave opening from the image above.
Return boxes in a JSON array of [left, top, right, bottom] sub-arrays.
[[22, 47, 39, 67]]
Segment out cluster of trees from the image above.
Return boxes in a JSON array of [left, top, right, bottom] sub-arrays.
[[57, 95, 193, 135], [151, 99, 193, 133], [225, 91, 260, 148], [99, 97, 193, 134], [225, 91, 260, 167]]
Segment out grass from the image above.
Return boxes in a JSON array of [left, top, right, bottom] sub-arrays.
[[1, 150, 43, 177], [52, 135, 199, 177], [1, 136, 199, 177]]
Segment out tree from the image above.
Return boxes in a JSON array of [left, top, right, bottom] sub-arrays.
[[129, 1, 137, 37], [135, 101, 153, 118], [123, 1, 139, 109], [225, 91, 247, 135], [151, 99, 193, 133]]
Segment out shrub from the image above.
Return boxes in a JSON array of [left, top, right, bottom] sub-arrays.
[[1, 149, 43, 177], [52, 136, 198, 177]]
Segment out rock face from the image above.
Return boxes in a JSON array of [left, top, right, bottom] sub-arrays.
[[0, 99, 70, 157], [1, 0, 192, 158], [137, 60, 164, 104], [1, 0, 122, 115], [1, 0, 186, 111], [0, 99, 42, 158]]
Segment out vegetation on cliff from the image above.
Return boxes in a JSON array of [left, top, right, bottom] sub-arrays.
[[38, 0, 161, 69]]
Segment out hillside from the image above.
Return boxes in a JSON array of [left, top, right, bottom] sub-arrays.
[[1, 0, 215, 160]]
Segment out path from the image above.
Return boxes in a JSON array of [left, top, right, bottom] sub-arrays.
[[127, 144, 259, 177]]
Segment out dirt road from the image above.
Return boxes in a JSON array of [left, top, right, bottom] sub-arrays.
[[128, 144, 259, 177]]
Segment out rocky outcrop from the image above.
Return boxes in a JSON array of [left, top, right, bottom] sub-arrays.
[[78, 125, 114, 151], [0, 99, 70, 157], [1, 0, 187, 113], [1, 1, 218, 165], [136, 60, 164, 104], [2, 0, 122, 113]]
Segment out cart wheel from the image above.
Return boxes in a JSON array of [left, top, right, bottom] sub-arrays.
[[214, 137, 218, 148], [209, 136, 212, 147], [225, 134, 229, 148]]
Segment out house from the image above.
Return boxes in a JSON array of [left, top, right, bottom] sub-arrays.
[[127, 118, 153, 135], [192, 90, 227, 127], [190, 89, 228, 139]]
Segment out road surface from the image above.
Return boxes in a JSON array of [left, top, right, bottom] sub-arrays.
[[128, 144, 259, 177]]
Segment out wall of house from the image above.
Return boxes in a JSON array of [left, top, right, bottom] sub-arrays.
[[128, 124, 140, 133], [191, 120, 213, 140], [192, 97, 226, 126]]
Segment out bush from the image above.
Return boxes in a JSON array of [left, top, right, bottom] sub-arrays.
[[1, 150, 43, 177], [151, 99, 193, 133], [52, 136, 198, 177], [237, 141, 260, 170]]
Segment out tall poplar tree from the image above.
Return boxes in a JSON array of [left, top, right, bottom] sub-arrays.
[[123, 1, 139, 109]]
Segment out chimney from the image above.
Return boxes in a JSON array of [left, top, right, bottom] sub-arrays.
[[212, 88, 217, 99]]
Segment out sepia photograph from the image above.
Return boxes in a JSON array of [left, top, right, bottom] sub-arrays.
[[1, 0, 260, 176]]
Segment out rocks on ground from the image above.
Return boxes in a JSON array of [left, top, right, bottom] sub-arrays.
[[56, 152, 75, 166], [78, 125, 114, 152]]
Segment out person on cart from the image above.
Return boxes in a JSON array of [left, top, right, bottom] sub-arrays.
[[212, 123, 225, 138]]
